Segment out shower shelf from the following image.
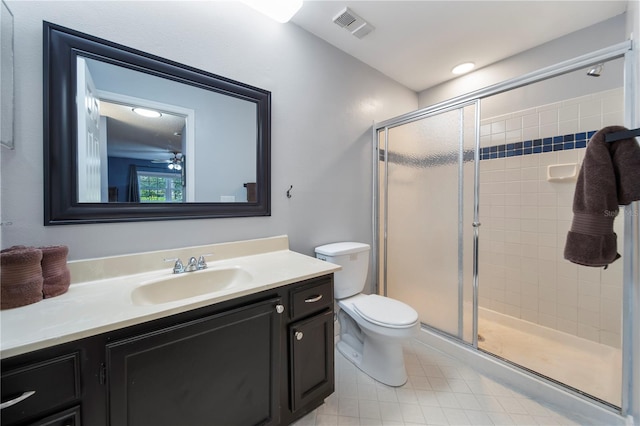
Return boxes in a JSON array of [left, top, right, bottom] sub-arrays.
[[547, 163, 577, 182]]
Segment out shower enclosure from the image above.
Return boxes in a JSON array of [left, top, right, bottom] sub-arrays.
[[374, 41, 636, 415], [378, 102, 477, 343]]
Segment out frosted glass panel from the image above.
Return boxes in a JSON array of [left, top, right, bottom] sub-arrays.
[[385, 108, 466, 337]]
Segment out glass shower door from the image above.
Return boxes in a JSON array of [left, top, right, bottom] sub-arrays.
[[378, 103, 477, 342]]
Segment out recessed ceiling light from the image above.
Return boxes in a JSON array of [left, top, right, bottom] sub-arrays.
[[452, 62, 475, 75], [132, 107, 162, 118], [239, 0, 303, 23]]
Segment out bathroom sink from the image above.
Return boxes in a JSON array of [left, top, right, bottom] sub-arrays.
[[131, 266, 252, 305]]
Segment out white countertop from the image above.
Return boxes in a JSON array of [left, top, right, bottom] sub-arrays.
[[0, 236, 340, 359]]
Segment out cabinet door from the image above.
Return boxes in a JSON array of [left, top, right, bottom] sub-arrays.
[[289, 310, 334, 412], [107, 298, 282, 426]]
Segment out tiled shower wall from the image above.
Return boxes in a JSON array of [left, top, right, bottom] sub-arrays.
[[478, 88, 624, 348]]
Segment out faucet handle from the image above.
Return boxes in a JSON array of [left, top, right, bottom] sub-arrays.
[[164, 257, 184, 274], [197, 253, 212, 270]]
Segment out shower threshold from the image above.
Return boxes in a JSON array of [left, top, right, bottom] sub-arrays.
[[477, 308, 621, 407]]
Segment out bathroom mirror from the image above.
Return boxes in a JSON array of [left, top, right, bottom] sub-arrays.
[[1, 0, 14, 150], [44, 22, 271, 225]]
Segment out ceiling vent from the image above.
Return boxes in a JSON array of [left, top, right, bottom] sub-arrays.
[[332, 7, 375, 39]]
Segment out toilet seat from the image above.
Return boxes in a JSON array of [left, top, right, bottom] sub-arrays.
[[352, 294, 418, 329]]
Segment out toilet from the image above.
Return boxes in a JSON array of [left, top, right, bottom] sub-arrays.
[[315, 242, 419, 386]]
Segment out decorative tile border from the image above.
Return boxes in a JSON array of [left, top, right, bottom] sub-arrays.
[[381, 130, 598, 167], [480, 131, 596, 160]]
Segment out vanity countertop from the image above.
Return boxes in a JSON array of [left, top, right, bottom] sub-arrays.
[[0, 236, 340, 359]]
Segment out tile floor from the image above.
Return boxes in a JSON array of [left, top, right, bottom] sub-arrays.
[[294, 339, 589, 426]]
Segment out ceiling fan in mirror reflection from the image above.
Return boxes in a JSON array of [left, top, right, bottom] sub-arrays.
[[151, 152, 183, 170]]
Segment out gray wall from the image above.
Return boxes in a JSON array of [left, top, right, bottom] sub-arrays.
[[0, 1, 417, 274]]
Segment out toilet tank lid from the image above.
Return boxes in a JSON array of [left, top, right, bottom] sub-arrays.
[[315, 242, 370, 256]]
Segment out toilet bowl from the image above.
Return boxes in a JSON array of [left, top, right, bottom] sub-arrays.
[[315, 242, 419, 386]]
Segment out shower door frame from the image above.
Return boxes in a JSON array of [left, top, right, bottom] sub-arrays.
[[373, 40, 637, 417], [376, 100, 479, 343]]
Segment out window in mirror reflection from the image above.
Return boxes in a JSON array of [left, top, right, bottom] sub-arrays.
[[137, 171, 184, 203], [76, 56, 257, 204]]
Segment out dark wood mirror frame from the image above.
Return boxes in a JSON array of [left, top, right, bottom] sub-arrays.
[[44, 21, 271, 225]]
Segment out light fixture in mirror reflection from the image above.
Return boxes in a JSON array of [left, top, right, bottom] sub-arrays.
[[76, 56, 256, 204], [44, 22, 271, 224], [132, 107, 162, 118]]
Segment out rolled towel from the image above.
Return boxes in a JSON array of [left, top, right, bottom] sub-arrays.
[[564, 126, 640, 267], [40, 245, 71, 298], [43, 269, 71, 298], [40, 245, 69, 277], [1, 246, 44, 309]]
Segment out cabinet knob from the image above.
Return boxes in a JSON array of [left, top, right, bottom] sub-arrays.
[[295, 331, 303, 341], [275, 304, 285, 314]]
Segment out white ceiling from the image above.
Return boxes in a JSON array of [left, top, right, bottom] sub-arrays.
[[291, 1, 628, 92]]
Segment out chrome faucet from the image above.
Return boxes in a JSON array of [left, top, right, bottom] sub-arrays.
[[164, 254, 211, 274], [185, 257, 199, 272]]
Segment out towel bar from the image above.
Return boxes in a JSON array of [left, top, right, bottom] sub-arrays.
[[604, 127, 640, 143]]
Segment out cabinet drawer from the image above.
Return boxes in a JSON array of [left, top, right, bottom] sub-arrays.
[[1, 353, 80, 425], [290, 276, 333, 320], [32, 406, 81, 426]]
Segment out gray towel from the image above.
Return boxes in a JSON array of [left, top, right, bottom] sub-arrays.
[[564, 126, 640, 268]]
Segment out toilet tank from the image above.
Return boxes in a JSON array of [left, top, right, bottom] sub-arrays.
[[315, 242, 370, 300]]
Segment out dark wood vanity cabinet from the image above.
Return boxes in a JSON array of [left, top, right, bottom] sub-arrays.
[[107, 297, 282, 426], [1, 274, 334, 426]]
